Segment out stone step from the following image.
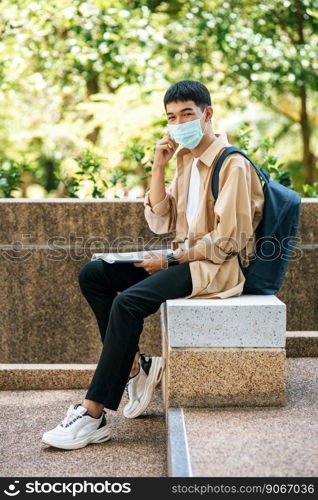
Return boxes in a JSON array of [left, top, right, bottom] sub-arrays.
[[0, 386, 167, 477], [286, 331, 318, 357], [1, 329, 317, 391], [0, 364, 96, 390], [167, 357, 318, 477]]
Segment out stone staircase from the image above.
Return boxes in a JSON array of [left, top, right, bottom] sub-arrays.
[[0, 197, 317, 476], [286, 331, 318, 357], [172, 358, 318, 477], [0, 330, 317, 391], [1, 327, 317, 477], [0, 198, 317, 368], [0, 387, 166, 477], [161, 295, 318, 477]]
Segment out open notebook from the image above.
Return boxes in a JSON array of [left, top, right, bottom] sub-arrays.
[[91, 248, 173, 264]]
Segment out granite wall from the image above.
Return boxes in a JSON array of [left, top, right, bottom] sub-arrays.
[[0, 198, 316, 363]]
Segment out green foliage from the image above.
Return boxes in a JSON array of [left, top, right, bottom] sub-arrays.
[[119, 116, 173, 187], [0, 0, 316, 197], [302, 182, 318, 197], [234, 121, 318, 196], [234, 121, 294, 188], [121, 139, 152, 182], [54, 148, 125, 198], [0, 160, 30, 197]]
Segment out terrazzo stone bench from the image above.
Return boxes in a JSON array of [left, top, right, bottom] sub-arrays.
[[160, 295, 286, 414]]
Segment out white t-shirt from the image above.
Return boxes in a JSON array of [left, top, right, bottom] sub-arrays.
[[180, 157, 200, 251]]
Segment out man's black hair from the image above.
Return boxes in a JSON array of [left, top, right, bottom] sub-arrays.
[[164, 80, 212, 112]]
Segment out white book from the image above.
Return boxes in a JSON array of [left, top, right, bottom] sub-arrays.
[[91, 248, 173, 264]]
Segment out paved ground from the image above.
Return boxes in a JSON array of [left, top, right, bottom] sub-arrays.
[[1, 358, 317, 478], [0, 386, 166, 477], [184, 358, 318, 477]]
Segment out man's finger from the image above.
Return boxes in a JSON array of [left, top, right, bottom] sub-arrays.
[[167, 132, 179, 147], [134, 257, 151, 267], [143, 252, 158, 260]]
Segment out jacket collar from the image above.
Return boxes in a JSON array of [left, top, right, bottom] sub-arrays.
[[176, 132, 230, 167]]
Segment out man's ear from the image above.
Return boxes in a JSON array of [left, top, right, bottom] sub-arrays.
[[207, 106, 213, 121]]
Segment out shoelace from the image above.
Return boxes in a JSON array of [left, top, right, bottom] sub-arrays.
[[125, 352, 146, 398], [60, 405, 84, 428], [125, 371, 137, 398], [125, 383, 129, 398]]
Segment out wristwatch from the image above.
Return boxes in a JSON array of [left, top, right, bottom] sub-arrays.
[[166, 253, 180, 267]]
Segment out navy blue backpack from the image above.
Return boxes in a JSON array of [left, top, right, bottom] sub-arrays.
[[211, 146, 301, 294]]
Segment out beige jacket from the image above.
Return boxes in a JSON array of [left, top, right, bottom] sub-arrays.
[[143, 132, 265, 299]]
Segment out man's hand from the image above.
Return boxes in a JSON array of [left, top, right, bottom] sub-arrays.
[[133, 252, 168, 275], [153, 132, 179, 169]]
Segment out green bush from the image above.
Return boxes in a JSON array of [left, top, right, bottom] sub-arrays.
[[302, 182, 318, 198], [0, 160, 30, 197], [54, 149, 125, 198], [234, 122, 294, 188]]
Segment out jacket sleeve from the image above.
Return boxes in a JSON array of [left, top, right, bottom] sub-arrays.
[[143, 169, 178, 235], [193, 156, 255, 264]]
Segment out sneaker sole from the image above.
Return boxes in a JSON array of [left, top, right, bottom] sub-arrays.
[[123, 356, 165, 419], [42, 426, 111, 450]]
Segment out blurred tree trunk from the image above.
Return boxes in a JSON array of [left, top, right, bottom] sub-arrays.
[[299, 85, 315, 184], [296, 0, 316, 184], [56, 182, 66, 197], [20, 171, 33, 198], [85, 75, 101, 144]]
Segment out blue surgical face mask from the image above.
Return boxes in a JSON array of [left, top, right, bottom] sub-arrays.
[[167, 110, 209, 149]]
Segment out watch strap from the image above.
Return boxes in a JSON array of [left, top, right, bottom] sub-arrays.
[[166, 253, 180, 266]]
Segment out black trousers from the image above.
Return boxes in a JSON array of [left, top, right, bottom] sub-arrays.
[[78, 258, 193, 411]]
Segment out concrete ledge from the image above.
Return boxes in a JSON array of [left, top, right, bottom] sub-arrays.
[[0, 248, 162, 363], [286, 331, 318, 357], [277, 245, 318, 331], [163, 295, 286, 348], [167, 408, 192, 477], [0, 364, 96, 390]]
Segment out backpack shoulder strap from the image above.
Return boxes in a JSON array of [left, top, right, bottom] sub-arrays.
[[212, 146, 270, 202]]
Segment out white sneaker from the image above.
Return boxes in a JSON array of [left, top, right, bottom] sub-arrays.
[[123, 353, 165, 419], [41, 403, 111, 450]]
